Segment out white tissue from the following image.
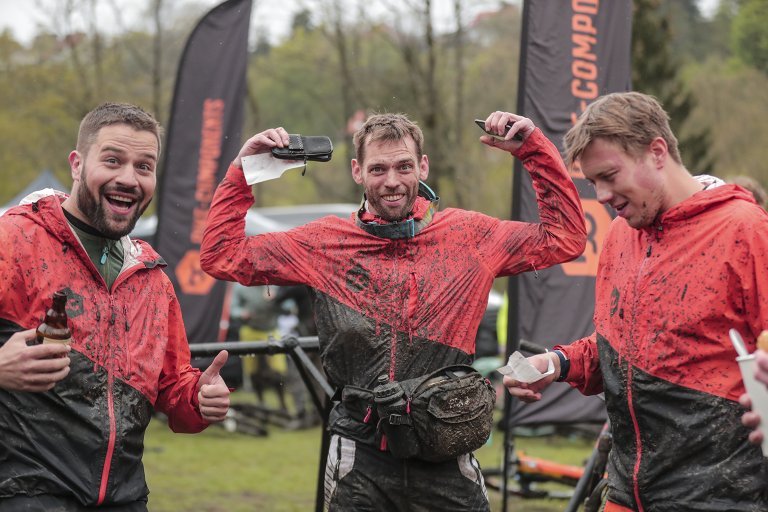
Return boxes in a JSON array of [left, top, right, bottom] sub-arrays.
[[496, 351, 554, 383], [241, 153, 305, 185]]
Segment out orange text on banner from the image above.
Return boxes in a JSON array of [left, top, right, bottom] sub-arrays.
[[569, 0, 600, 128], [191, 98, 224, 245], [561, 199, 612, 277]]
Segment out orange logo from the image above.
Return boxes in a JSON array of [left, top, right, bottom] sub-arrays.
[[561, 199, 613, 277], [176, 249, 215, 295]]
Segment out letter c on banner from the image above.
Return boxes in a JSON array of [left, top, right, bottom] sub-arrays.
[[561, 200, 613, 277]]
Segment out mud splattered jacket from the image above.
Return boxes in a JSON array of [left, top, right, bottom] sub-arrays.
[[560, 185, 768, 511], [201, 129, 586, 444], [0, 193, 208, 508]]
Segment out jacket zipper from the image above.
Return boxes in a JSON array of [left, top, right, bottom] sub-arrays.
[[407, 272, 417, 344], [97, 372, 117, 505], [68, 229, 146, 504], [388, 247, 418, 380], [626, 228, 660, 512], [97, 297, 119, 505], [388, 252, 399, 380]]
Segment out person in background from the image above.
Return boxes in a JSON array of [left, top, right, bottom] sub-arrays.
[[503, 91, 768, 511], [726, 174, 768, 210], [0, 102, 230, 511], [200, 110, 586, 511], [274, 285, 324, 429], [230, 282, 287, 408]]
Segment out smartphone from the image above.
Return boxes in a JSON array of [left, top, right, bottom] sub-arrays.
[[474, 119, 523, 141]]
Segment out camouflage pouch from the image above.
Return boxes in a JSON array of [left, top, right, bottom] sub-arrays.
[[375, 365, 496, 462]]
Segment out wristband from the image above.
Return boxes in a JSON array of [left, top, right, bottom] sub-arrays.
[[554, 349, 570, 382]]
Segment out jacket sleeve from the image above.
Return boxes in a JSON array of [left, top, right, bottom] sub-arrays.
[[200, 165, 317, 287], [556, 334, 604, 395], [483, 128, 587, 276], [738, 208, 768, 349], [154, 285, 208, 433]]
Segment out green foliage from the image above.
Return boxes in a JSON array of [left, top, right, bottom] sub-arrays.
[[685, 56, 768, 184], [732, 0, 768, 75], [632, 0, 713, 173], [0, 4, 203, 205], [143, 404, 593, 512], [1, 0, 767, 214]]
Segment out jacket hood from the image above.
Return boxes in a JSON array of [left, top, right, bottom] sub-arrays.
[[6, 189, 163, 265], [652, 183, 756, 230]]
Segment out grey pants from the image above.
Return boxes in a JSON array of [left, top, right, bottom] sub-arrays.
[[324, 434, 490, 512]]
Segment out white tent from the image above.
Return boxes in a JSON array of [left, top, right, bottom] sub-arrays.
[[1, 170, 67, 216]]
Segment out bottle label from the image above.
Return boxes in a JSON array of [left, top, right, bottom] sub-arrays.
[[42, 336, 71, 345]]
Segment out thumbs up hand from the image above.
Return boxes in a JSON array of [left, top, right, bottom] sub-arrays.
[[197, 350, 231, 423]]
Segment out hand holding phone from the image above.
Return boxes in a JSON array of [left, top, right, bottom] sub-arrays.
[[474, 119, 524, 142]]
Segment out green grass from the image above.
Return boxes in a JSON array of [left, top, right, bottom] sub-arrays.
[[143, 394, 595, 511]]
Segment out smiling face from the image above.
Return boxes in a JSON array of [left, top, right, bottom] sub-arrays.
[[64, 123, 158, 238], [351, 136, 429, 222], [580, 137, 669, 229]]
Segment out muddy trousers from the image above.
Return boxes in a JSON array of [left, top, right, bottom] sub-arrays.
[[324, 434, 490, 512], [0, 495, 147, 512]]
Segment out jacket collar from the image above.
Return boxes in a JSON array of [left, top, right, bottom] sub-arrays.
[[355, 182, 439, 239], [643, 183, 756, 234], [9, 191, 165, 266]]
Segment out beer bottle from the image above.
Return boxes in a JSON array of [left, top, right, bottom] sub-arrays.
[[36, 290, 72, 346]]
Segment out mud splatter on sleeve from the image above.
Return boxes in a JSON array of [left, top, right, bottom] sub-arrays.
[[155, 281, 208, 433], [480, 129, 587, 276]]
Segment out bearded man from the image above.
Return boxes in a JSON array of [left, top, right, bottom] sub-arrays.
[[0, 102, 230, 511]]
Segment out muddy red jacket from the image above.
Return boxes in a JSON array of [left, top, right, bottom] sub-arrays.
[[560, 185, 768, 511], [0, 193, 208, 508], [202, 129, 586, 444]]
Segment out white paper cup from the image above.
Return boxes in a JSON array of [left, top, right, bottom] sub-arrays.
[[737, 354, 768, 456]]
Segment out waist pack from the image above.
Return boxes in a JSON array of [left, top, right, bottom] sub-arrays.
[[371, 365, 496, 462]]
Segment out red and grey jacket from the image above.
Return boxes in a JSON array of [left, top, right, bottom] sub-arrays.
[[0, 193, 208, 507], [202, 129, 586, 444], [560, 185, 768, 511]]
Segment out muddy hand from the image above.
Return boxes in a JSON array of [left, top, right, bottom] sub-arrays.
[[233, 128, 291, 168]]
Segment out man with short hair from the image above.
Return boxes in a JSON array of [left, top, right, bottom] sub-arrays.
[[0, 102, 230, 511], [504, 91, 768, 511], [200, 110, 587, 511]]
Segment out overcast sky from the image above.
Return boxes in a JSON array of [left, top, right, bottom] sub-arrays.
[[0, 0, 299, 44], [0, 0, 722, 46]]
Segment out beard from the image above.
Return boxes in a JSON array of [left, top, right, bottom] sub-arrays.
[[368, 199, 411, 222], [366, 188, 418, 222], [77, 181, 148, 239]]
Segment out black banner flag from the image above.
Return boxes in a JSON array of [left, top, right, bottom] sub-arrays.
[[508, 0, 633, 426], [155, 0, 252, 344]]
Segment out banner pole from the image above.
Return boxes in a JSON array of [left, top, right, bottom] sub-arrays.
[[500, 0, 532, 507]]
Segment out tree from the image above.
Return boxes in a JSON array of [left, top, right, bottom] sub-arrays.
[[632, 0, 712, 173], [732, 0, 768, 75]]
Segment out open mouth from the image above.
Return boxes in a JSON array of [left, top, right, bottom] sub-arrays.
[[105, 193, 138, 214], [382, 193, 405, 203]]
